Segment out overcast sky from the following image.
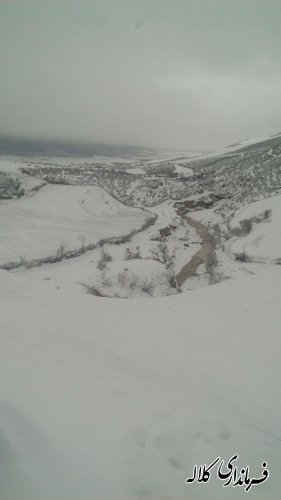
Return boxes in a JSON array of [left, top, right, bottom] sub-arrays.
[[1, 0, 281, 150]]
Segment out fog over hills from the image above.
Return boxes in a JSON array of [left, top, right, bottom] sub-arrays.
[[1, 1, 281, 149], [0, 136, 150, 158]]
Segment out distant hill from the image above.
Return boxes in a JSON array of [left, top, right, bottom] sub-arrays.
[[0, 136, 150, 158]]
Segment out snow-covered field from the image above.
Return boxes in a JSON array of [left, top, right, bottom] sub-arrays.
[[0, 184, 147, 265], [0, 265, 280, 499], [173, 163, 193, 176]]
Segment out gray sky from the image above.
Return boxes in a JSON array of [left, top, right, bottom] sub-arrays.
[[1, 0, 281, 150]]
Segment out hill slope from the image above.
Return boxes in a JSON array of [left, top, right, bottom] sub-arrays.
[[0, 265, 280, 499]]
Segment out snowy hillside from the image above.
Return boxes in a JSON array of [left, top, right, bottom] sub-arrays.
[[228, 194, 281, 262], [0, 159, 45, 198], [0, 184, 147, 267], [0, 266, 280, 499], [0, 132, 281, 499]]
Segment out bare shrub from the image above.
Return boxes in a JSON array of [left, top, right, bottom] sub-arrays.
[[83, 285, 104, 297], [149, 243, 168, 264], [240, 219, 252, 235], [263, 209, 272, 221], [149, 247, 161, 262], [148, 243, 178, 291], [19, 256, 31, 268], [168, 275, 178, 289], [78, 236, 86, 250], [116, 271, 138, 291], [213, 224, 221, 249], [97, 248, 112, 270], [128, 275, 138, 290], [125, 246, 141, 260], [207, 249, 220, 285], [235, 250, 251, 262], [158, 242, 173, 266], [141, 280, 154, 296], [117, 271, 128, 286], [99, 272, 112, 288], [97, 259, 105, 270], [56, 242, 66, 257]]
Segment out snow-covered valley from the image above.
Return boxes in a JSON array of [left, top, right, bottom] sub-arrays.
[[0, 133, 281, 499]]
